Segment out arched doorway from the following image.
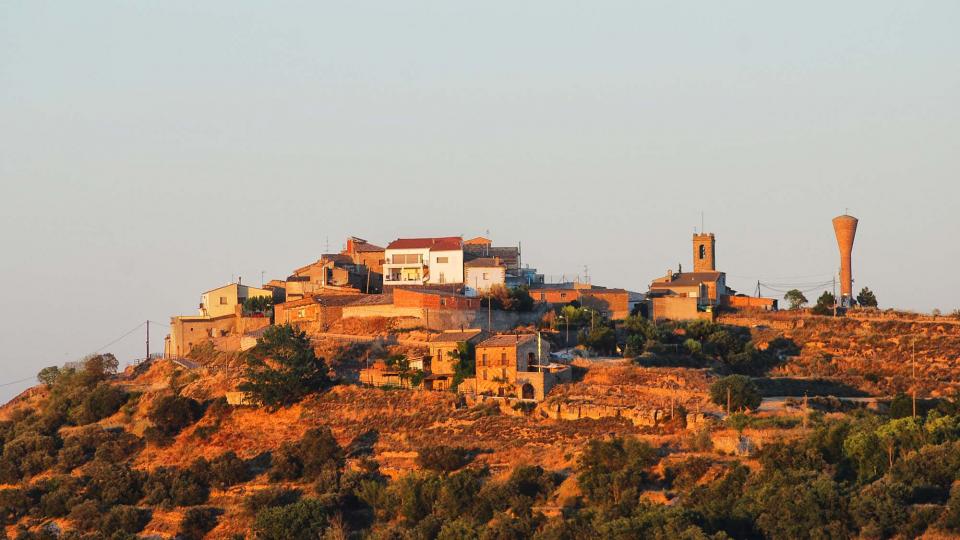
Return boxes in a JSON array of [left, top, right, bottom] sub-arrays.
[[521, 383, 535, 400]]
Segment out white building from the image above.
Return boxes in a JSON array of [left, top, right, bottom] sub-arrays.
[[383, 237, 464, 286], [464, 257, 507, 297]]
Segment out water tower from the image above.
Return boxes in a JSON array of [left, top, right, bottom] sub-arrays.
[[832, 214, 858, 307]]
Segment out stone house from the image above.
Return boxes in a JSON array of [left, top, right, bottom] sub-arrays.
[[200, 282, 274, 318], [459, 334, 570, 401], [273, 294, 364, 332], [528, 283, 631, 320], [342, 236, 386, 273], [424, 329, 487, 391]]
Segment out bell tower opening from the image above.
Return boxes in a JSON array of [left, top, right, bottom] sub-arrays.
[[693, 233, 716, 272]]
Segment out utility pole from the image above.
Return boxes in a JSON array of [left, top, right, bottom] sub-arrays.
[[145, 320, 150, 361], [832, 274, 838, 317], [727, 386, 732, 415], [366, 268, 371, 294], [912, 339, 917, 418], [487, 297, 492, 331]]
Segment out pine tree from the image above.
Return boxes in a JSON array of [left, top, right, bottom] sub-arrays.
[[238, 324, 332, 409]]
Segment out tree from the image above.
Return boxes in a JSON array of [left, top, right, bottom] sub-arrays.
[[416, 445, 471, 472], [857, 287, 878, 308], [37, 366, 61, 387], [448, 342, 475, 392], [784, 289, 808, 310], [811, 292, 836, 316], [147, 395, 202, 439], [709, 375, 762, 412], [579, 326, 617, 355], [243, 295, 274, 316], [239, 324, 333, 409]]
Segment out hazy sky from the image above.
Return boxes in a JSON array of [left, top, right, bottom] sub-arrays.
[[2, 1, 959, 403]]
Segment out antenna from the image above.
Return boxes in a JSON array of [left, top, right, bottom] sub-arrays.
[[701, 211, 705, 233], [584, 265, 590, 284], [325, 236, 330, 253]]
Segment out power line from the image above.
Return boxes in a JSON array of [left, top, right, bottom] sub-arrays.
[[92, 322, 146, 354], [0, 375, 36, 388]]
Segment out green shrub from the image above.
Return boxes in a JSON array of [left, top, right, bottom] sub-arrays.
[[86, 461, 144, 507], [143, 459, 210, 508], [416, 445, 471, 472], [209, 451, 252, 489], [242, 488, 302, 516], [0, 488, 32, 526], [146, 395, 202, 441], [74, 383, 128, 425], [577, 437, 659, 507], [253, 497, 334, 540], [179, 506, 220, 540], [709, 375, 762, 412], [100, 505, 150, 536]]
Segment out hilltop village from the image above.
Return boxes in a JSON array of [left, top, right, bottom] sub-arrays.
[[164, 232, 779, 404], [9, 221, 960, 539]]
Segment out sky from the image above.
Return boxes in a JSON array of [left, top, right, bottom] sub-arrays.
[[2, 1, 959, 403]]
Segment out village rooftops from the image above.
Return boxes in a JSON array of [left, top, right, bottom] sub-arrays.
[[428, 329, 485, 343], [650, 271, 724, 288], [347, 238, 385, 252], [464, 257, 505, 268], [386, 236, 463, 251], [477, 334, 539, 348], [464, 236, 492, 246]]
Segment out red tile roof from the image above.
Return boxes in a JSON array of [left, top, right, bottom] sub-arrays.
[[386, 236, 462, 251]]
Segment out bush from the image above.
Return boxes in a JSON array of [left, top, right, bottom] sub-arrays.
[[179, 507, 220, 540], [36, 476, 86, 518], [709, 375, 762, 412], [86, 461, 144, 507], [67, 499, 101, 531], [416, 445, 471, 472], [0, 488, 32, 526], [209, 451, 252, 490], [147, 395, 202, 440], [269, 428, 343, 482], [143, 460, 210, 508], [243, 488, 302, 516], [577, 437, 659, 507], [253, 497, 334, 540], [74, 383, 128, 425], [100, 505, 150, 536]]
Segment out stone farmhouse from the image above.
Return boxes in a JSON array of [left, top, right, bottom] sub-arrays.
[[459, 334, 571, 401], [424, 329, 488, 391]]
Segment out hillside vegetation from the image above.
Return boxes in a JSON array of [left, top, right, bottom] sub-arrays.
[[5, 313, 960, 538]]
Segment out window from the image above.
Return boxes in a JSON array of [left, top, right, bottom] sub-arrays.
[[482, 369, 487, 380], [298, 308, 306, 318], [560, 293, 566, 299], [440, 298, 446, 306], [699, 245, 706, 259], [501, 368, 506, 378], [436, 256, 448, 263], [482, 272, 489, 279], [500, 352, 506, 364], [481, 353, 487, 366], [219, 296, 227, 305]]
